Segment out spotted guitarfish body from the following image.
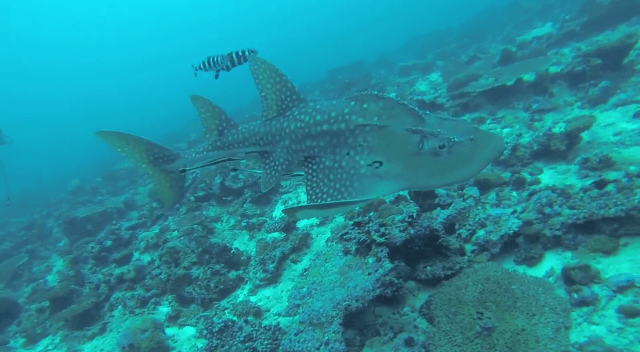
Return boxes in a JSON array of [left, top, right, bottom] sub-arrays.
[[96, 56, 505, 219], [191, 49, 258, 79], [188, 99, 383, 194]]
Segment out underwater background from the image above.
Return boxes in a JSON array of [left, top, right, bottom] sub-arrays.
[[0, 0, 490, 205], [1, 0, 640, 351]]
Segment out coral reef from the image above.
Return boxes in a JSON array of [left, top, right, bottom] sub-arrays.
[[1, 1, 640, 352], [421, 264, 572, 352], [117, 316, 170, 352]]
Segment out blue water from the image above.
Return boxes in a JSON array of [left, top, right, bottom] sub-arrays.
[[0, 0, 493, 215]]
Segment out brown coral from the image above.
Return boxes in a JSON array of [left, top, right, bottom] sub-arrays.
[[421, 263, 571, 352]]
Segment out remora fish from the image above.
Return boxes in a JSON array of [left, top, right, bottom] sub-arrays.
[[96, 56, 504, 220], [191, 49, 258, 79]]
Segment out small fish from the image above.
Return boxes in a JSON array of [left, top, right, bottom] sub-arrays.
[[191, 49, 258, 79], [178, 157, 244, 174], [229, 167, 305, 179], [180, 158, 304, 178], [96, 56, 504, 219]]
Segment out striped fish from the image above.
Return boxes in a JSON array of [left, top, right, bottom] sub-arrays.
[[191, 49, 258, 79]]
